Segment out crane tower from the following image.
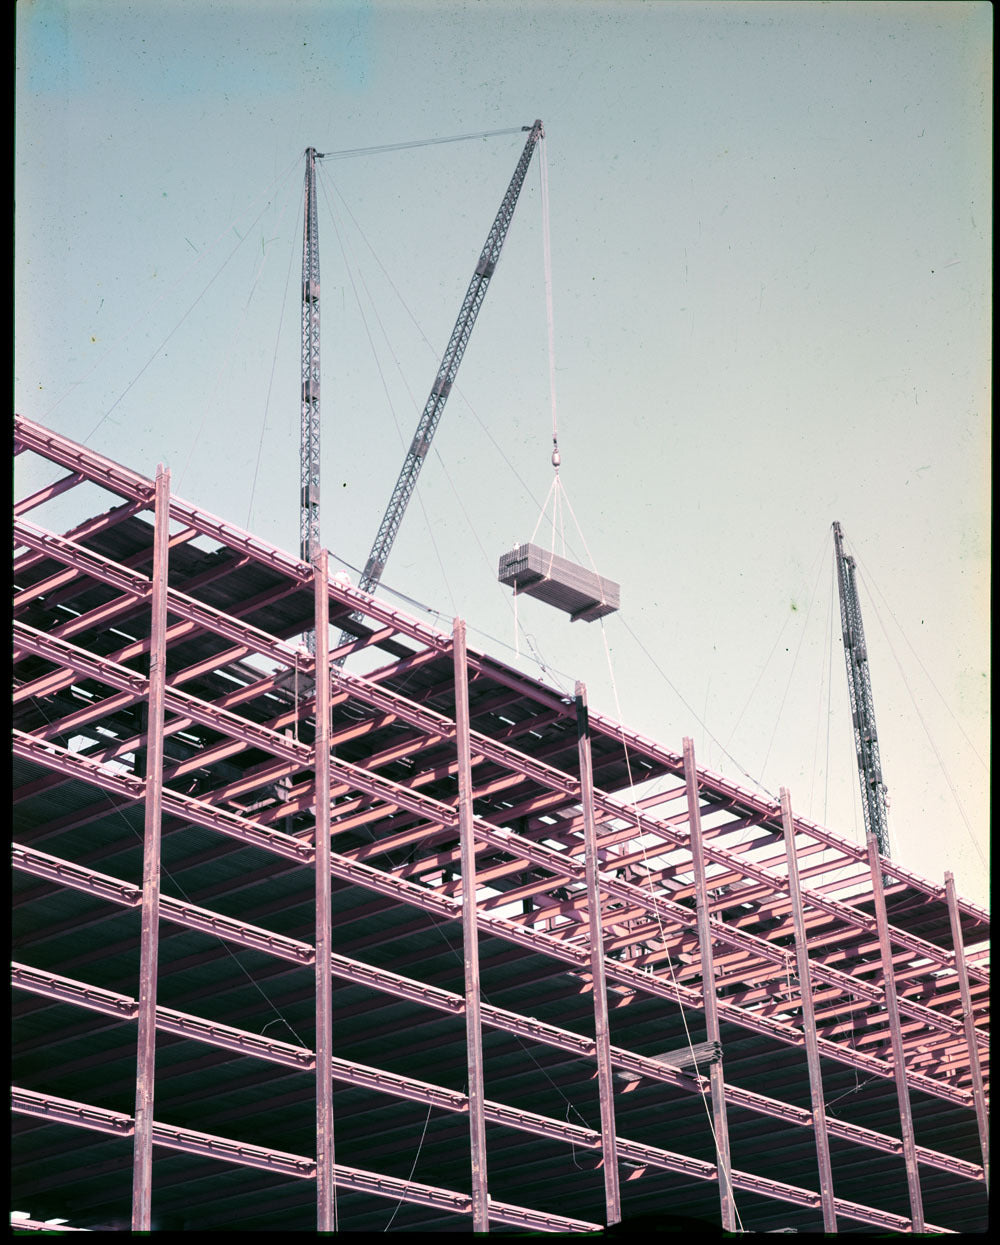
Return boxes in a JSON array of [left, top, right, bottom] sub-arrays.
[[301, 146, 323, 564], [833, 521, 891, 858]]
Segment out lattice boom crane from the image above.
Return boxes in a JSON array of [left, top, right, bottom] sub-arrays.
[[833, 520, 891, 858], [336, 120, 544, 650]]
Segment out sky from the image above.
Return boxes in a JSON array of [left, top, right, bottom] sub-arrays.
[[15, 1, 991, 908]]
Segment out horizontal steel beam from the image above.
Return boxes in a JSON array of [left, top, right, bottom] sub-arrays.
[[12, 727, 978, 1107], [323, 658, 987, 999], [14, 553, 986, 1000], [601, 726, 989, 929], [15, 625, 457, 833], [10, 1084, 600, 1232], [467, 820, 979, 1052], [15, 415, 453, 658], [12, 419, 991, 939], [10, 1031, 952, 1234], [12, 732, 314, 864], [11, 841, 984, 1184], [13, 470, 87, 520]]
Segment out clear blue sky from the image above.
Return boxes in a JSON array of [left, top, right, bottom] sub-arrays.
[[15, 1, 990, 906]]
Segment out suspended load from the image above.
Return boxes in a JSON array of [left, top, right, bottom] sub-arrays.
[[498, 542, 620, 622]]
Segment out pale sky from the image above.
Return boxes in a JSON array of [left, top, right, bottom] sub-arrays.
[[15, 1, 991, 906]]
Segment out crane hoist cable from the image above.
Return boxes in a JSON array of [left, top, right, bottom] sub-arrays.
[[499, 136, 620, 629], [539, 132, 560, 477], [321, 126, 529, 162], [333, 120, 545, 659]]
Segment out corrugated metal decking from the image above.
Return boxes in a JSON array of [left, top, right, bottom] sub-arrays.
[[498, 542, 620, 621]]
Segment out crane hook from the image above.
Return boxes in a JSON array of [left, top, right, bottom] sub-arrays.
[[551, 436, 561, 472]]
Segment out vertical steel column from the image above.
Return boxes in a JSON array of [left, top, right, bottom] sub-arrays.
[[780, 788, 837, 1231], [944, 871, 989, 1188], [575, 683, 621, 1226], [131, 465, 170, 1231], [682, 737, 736, 1232], [866, 832, 925, 1231], [453, 618, 490, 1231], [314, 550, 336, 1231]]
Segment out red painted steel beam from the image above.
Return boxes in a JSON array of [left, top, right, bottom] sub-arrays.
[[353, 644, 445, 691], [683, 738, 736, 1230], [13, 725, 979, 1109], [12, 419, 994, 942], [12, 1067, 953, 1236], [312, 550, 336, 1231], [14, 626, 452, 830], [176, 756, 303, 811], [14, 522, 304, 684], [17, 521, 202, 623], [12, 731, 314, 863], [131, 464, 169, 1231], [26, 667, 302, 808], [780, 788, 837, 1231], [13, 518, 151, 608], [11, 842, 984, 1186], [32, 688, 145, 746], [15, 415, 155, 503], [15, 740, 982, 1102], [944, 870, 989, 1187], [13, 562, 91, 609], [13, 617, 986, 1065], [13, 496, 147, 577], [866, 831, 925, 1231], [576, 683, 622, 1225], [321, 661, 987, 994], [467, 817, 977, 1053], [453, 619, 490, 1230], [578, 719, 990, 929], [10, 1085, 602, 1231]]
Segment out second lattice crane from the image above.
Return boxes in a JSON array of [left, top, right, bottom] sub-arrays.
[[833, 520, 890, 859]]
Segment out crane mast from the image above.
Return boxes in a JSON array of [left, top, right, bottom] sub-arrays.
[[300, 146, 323, 565], [833, 521, 891, 858], [336, 120, 544, 652]]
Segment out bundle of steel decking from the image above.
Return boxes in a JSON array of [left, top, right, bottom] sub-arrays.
[[498, 542, 620, 621]]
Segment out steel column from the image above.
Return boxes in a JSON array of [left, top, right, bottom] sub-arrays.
[[866, 831, 925, 1230], [575, 682, 622, 1225], [943, 870, 989, 1188], [130, 465, 170, 1231], [683, 737, 736, 1232], [780, 788, 837, 1230], [453, 618, 490, 1231], [314, 549, 336, 1231]]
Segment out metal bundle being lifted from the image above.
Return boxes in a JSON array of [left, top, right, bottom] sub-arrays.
[[498, 542, 620, 622]]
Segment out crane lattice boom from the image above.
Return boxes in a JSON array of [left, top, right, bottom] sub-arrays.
[[833, 521, 890, 858], [335, 121, 543, 654]]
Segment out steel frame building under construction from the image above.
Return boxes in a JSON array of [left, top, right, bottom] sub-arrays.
[[12, 414, 989, 1233]]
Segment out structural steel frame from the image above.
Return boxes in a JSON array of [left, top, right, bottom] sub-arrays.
[[11, 414, 989, 1233]]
